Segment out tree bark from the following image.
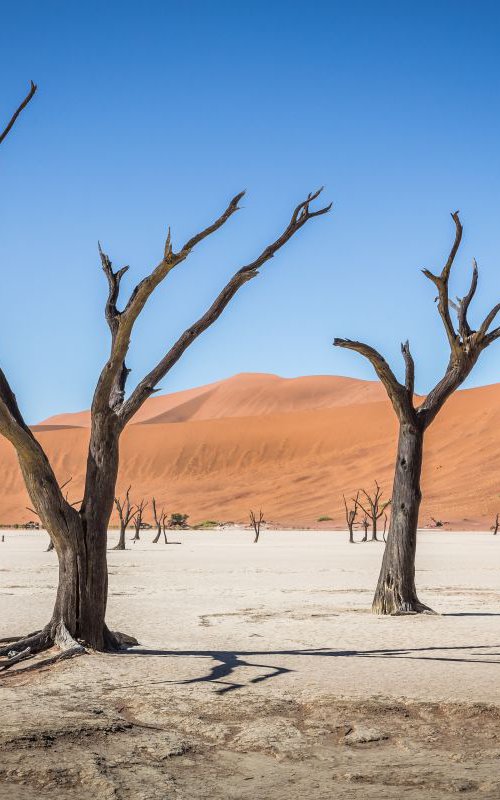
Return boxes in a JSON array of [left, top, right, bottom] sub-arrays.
[[114, 523, 126, 550], [372, 420, 432, 614]]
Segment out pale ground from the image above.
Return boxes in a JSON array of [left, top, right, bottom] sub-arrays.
[[1, 529, 500, 799]]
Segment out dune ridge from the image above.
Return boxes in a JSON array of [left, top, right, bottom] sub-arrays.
[[1, 373, 498, 528]]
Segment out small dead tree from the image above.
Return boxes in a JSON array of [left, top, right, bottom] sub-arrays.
[[430, 517, 448, 528], [335, 212, 500, 614], [357, 482, 391, 542], [152, 497, 168, 544], [343, 492, 360, 543], [492, 513, 499, 535], [113, 487, 136, 551], [0, 80, 330, 666], [361, 515, 369, 542], [250, 509, 264, 543], [132, 500, 148, 542]]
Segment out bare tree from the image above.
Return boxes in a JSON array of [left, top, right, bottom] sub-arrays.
[[335, 213, 500, 615], [357, 482, 391, 542], [361, 515, 369, 542], [343, 492, 359, 543], [161, 510, 169, 543], [249, 509, 264, 543], [152, 497, 168, 544], [132, 500, 148, 542], [492, 513, 499, 535], [113, 487, 136, 550], [430, 517, 448, 528], [0, 85, 332, 666]]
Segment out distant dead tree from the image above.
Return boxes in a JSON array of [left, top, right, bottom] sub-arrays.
[[152, 497, 168, 544], [250, 509, 264, 543], [335, 212, 500, 614], [357, 482, 391, 542], [343, 492, 360, 543], [430, 517, 448, 528], [361, 515, 369, 542], [492, 513, 499, 535], [132, 500, 148, 542], [383, 513, 388, 542], [113, 487, 136, 551]]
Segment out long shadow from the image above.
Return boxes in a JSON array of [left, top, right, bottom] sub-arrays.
[[444, 612, 500, 617], [110, 642, 500, 694]]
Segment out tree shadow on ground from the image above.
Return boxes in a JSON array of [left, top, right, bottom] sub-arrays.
[[111, 642, 500, 694]]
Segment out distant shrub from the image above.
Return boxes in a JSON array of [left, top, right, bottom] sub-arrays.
[[169, 513, 189, 528], [195, 520, 220, 529], [317, 516, 333, 522]]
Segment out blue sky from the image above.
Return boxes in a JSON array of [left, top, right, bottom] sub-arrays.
[[1, 0, 499, 422]]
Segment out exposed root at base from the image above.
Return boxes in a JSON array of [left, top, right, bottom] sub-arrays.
[[372, 599, 438, 616], [0, 621, 85, 676]]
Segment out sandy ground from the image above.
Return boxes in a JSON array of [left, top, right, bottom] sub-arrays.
[[1, 529, 500, 799]]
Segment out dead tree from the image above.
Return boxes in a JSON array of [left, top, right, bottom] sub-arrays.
[[335, 212, 500, 615], [250, 509, 264, 543], [152, 497, 168, 543], [343, 492, 359, 543], [492, 513, 499, 535], [113, 487, 136, 550], [383, 513, 388, 543], [0, 83, 332, 667], [132, 500, 148, 542], [430, 517, 448, 528], [361, 515, 369, 542], [357, 482, 391, 542]]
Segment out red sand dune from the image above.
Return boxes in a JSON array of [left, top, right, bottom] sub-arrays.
[[2, 373, 500, 529]]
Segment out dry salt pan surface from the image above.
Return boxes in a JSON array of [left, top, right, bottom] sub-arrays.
[[1, 529, 500, 799]]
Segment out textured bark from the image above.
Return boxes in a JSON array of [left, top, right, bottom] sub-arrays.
[[371, 421, 432, 614], [335, 212, 500, 615], [0, 85, 331, 661]]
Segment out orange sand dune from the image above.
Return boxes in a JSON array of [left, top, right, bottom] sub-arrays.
[[38, 373, 387, 427], [2, 374, 500, 529]]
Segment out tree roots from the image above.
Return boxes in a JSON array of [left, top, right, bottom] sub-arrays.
[[0, 621, 138, 676], [372, 596, 437, 615]]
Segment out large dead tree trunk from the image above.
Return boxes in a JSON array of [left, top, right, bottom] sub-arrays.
[[335, 213, 500, 615], [0, 83, 331, 667], [372, 420, 426, 613]]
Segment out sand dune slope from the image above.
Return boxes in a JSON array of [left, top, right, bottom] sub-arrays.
[[2, 374, 499, 528]]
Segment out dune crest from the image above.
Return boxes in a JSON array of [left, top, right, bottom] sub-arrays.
[[1, 374, 497, 529]]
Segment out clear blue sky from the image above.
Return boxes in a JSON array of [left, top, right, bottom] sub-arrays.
[[1, 0, 499, 422]]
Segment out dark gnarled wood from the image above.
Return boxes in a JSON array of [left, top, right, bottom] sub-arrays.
[[0, 87, 332, 660], [335, 212, 500, 615]]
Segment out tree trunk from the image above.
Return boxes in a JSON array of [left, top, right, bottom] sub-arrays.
[[113, 523, 126, 550], [371, 517, 378, 542], [49, 519, 109, 650], [348, 524, 354, 543], [372, 419, 433, 615]]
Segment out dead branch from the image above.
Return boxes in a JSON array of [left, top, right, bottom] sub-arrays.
[[250, 509, 264, 543]]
